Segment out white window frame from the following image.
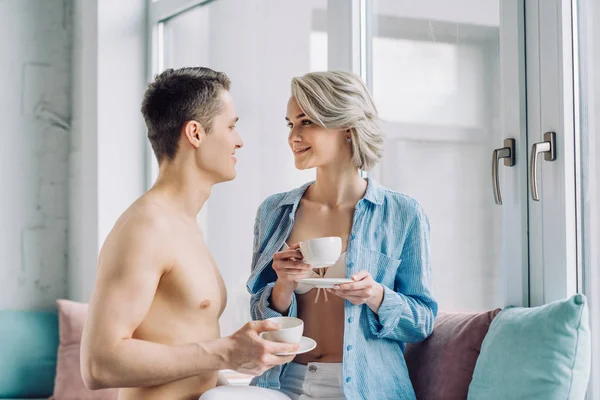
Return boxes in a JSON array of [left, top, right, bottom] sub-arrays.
[[499, 0, 530, 307], [574, 0, 598, 396], [526, 0, 579, 306]]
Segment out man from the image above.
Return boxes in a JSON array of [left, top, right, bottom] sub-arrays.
[[80, 67, 298, 400]]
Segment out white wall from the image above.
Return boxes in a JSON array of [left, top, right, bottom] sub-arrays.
[[0, 0, 71, 310], [70, 0, 146, 302]]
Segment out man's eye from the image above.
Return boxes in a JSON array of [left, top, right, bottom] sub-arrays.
[[301, 120, 313, 126], [286, 122, 293, 129]]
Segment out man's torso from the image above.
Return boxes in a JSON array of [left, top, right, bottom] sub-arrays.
[[116, 205, 227, 400]]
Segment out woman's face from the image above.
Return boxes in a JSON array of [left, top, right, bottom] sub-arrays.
[[286, 96, 351, 171]]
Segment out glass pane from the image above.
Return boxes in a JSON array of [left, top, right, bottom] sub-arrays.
[[576, 0, 599, 396], [370, 0, 504, 312], [163, 6, 210, 69], [158, 0, 329, 336]]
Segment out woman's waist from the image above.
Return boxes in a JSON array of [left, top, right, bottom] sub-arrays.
[[285, 361, 343, 378]]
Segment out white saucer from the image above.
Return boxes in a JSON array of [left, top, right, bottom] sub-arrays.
[[308, 262, 337, 269], [297, 278, 353, 289], [275, 336, 317, 356]]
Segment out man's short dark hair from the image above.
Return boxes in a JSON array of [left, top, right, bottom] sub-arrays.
[[141, 67, 231, 163]]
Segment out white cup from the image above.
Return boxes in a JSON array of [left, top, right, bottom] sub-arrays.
[[260, 317, 304, 344], [300, 237, 342, 268]]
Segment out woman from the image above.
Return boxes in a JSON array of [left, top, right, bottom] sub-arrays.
[[204, 71, 437, 400]]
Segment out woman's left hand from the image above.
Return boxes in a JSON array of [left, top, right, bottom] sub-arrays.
[[328, 270, 385, 313]]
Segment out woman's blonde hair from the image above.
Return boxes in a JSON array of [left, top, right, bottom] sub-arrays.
[[291, 71, 383, 171]]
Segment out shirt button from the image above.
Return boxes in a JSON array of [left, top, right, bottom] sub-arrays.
[[308, 365, 317, 373], [347, 345, 353, 351], [346, 377, 352, 383], [348, 262, 354, 268], [350, 234, 356, 240], [348, 317, 354, 323]]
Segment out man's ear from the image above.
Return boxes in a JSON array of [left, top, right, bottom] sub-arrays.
[[183, 120, 205, 149]]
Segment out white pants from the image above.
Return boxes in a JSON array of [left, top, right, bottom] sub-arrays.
[[200, 362, 345, 400]]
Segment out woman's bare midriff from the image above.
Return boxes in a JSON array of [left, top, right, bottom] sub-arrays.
[[285, 194, 355, 365], [294, 287, 345, 364]]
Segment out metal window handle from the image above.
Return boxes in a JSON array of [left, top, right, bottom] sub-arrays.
[[492, 138, 516, 205], [529, 132, 556, 201]]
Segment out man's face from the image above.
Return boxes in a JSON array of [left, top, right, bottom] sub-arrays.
[[195, 90, 243, 183]]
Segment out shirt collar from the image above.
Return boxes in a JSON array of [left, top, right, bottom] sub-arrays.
[[278, 176, 384, 208]]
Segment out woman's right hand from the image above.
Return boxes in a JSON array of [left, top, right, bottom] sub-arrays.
[[272, 243, 313, 287]]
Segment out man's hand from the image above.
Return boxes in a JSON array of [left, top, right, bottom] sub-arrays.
[[328, 270, 385, 312], [225, 321, 299, 376]]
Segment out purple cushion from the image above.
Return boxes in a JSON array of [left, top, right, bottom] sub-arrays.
[[405, 309, 501, 400]]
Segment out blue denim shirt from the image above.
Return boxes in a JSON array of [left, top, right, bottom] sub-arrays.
[[246, 178, 438, 400]]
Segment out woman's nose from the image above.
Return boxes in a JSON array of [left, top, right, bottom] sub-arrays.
[[289, 127, 302, 142]]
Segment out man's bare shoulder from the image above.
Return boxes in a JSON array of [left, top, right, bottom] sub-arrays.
[[116, 196, 174, 235], [98, 195, 176, 270]]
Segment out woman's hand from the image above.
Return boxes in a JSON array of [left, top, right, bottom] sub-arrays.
[[272, 243, 313, 288], [328, 270, 385, 313]]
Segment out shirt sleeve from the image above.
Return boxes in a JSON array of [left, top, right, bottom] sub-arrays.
[[366, 204, 438, 342], [248, 205, 298, 320], [250, 281, 298, 320]]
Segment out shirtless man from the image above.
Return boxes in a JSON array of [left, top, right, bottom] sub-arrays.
[[80, 67, 298, 400]]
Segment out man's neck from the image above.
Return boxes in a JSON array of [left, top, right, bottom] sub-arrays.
[[151, 161, 213, 219]]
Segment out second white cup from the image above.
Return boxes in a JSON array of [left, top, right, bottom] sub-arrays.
[[260, 316, 304, 344]]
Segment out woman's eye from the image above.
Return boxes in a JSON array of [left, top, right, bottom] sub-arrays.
[[286, 122, 293, 129], [301, 120, 313, 126]]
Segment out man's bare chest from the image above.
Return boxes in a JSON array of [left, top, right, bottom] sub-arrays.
[[159, 240, 227, 317]]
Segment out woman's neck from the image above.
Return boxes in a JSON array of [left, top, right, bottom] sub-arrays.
[[309, 166, 367, 208]]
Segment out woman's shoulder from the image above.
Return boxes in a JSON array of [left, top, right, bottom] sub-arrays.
[[370, 182, 429, 228], [257, 181, 313, 216], [376, 184, 426, 214]]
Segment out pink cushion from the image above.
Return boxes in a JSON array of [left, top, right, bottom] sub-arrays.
[[52, 299, 117, 400], [404, 309, 501, 400]]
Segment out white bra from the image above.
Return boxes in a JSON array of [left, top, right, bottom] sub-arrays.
[[282, 243, 347, 295]]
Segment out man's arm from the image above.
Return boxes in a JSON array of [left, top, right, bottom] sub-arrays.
[[81, 212, 298, 390], [80, 214, 230, 389]]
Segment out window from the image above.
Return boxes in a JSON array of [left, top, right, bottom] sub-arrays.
[[369, 1, 503, 312], [148, 0, 330, 336]]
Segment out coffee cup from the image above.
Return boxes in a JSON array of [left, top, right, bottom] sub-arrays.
[[259, 316, 304, 344], [299, 236, 342, 268]]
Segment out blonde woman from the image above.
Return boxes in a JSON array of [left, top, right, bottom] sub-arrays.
[[202, 71, 437, 400]]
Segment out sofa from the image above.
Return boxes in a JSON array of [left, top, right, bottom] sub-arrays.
[[0, 295, 591, 400], [0, 310, 58, 400]]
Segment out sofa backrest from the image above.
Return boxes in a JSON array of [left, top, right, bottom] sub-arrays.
[[0, 310, 59, 398], [405, 309, 501, 400]]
